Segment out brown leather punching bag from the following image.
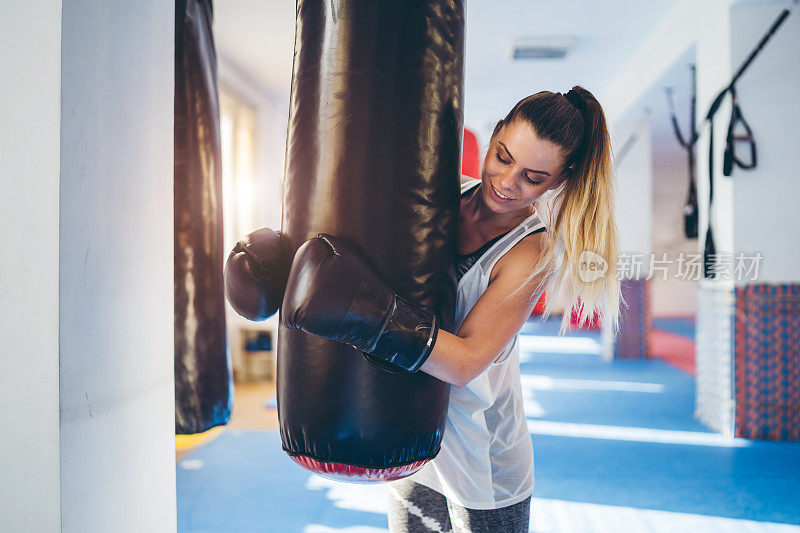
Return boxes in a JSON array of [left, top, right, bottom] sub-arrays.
[[278, 0, 465, 481], [174, 0, 232, 434]]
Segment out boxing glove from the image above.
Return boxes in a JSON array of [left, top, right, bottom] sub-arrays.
[[282, 234, 438, 373], [224, 227, 292, 321]]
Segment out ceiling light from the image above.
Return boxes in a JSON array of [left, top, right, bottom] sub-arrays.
[[509, 36, 576, 60]]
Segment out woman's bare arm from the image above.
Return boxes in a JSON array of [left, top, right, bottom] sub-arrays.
[[420, 233, 548, 386]]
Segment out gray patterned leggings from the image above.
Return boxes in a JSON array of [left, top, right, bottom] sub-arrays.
[[387, 478, 531, 533]]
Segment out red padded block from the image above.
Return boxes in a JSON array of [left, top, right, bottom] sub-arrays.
[[734, 283, 800, 441], [462, 128, 481, 179], [570, 300, 602, 330], [531, 291, 547, 316]]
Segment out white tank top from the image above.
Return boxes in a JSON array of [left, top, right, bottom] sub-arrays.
[[407, 180, 546, 510]]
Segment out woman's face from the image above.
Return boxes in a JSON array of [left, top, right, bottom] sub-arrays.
[[480, 120, 568, 215]]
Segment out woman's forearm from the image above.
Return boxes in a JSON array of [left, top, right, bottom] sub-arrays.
[[420, 330, 488, 387]]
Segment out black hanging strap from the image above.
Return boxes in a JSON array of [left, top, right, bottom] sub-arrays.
[[701, 0, 796, 278], [704, 114, 716, 278], [665, 64, 699, 239], [723, 87, 757, 176]]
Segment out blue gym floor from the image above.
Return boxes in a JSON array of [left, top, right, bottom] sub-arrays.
[[177, 318, 800, 532], [652, 317, 696, 341]]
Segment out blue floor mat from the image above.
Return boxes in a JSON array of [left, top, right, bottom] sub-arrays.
[[653, 317, 696, 340], [178, 319, 800, 532], [178, 430, 391, 533]]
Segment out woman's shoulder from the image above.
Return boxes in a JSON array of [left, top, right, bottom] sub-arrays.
[[489, 230, 547, 285], [502, 230, 546, 265]]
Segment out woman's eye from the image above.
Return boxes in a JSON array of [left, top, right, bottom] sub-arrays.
[[495, 152, 510, 164], [525, 176, 543, 186]]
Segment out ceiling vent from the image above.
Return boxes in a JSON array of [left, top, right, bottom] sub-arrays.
[[509, 36, 575, 60]]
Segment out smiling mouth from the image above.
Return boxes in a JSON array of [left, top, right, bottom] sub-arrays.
[[491, 184, 514, 201]]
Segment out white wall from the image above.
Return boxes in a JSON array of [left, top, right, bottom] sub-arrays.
[[59, 3, 176, 532], [615, 0, 800, 292], [730, 0, 800, 283], [651, 149, 699, 316], [0, 2, 63, 531], [614, 118, 655, 270], [602, 0, 738, 372], [603, 0, 734, 127], [604, 0, 736, 279]]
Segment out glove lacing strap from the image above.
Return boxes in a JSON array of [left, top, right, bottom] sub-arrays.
[[365, 296, 438, 373], [408, 312, 438, 373]]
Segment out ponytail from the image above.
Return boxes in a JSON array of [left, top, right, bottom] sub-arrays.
[[499, 86, 624, 335]]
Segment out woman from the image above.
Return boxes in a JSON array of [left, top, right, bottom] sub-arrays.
[[279, 85, 622, 532], [385, 86, 622, 532]]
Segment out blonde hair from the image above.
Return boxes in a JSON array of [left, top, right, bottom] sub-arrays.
[[494, 86, 625, 336]]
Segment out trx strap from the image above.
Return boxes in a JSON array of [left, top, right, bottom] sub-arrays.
[[701, 1, 797, 279], [665, 64, 699, 239], [723, 87, 757, 176]]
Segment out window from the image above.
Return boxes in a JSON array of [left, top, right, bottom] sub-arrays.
[[220, 88, 257, 256]]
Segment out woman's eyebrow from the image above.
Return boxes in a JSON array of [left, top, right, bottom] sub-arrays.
[[498, 141, 551, 176]]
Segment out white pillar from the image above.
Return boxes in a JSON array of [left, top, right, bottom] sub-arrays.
[[614, 117, 654, 266], [0, 2, 63, 530], [58, 2, 176, 532], [608, 117, 654, 360], [1, 2, 176, 531]]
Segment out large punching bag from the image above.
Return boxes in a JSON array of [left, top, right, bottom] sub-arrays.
[[279, 0, 465, 481], [174, 0, 232, 434]]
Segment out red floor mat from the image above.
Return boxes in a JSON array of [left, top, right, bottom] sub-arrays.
[[650, 329, 696, 375]]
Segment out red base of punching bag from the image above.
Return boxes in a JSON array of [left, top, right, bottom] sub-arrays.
[[290, 456, 430, 482]]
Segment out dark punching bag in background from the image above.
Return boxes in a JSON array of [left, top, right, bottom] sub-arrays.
[[174, 0, 232, 434], [279, 0, 464, 481]]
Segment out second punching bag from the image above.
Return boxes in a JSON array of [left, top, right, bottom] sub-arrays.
[[279, 0, 464, 481], [174, 0, 232, 434]]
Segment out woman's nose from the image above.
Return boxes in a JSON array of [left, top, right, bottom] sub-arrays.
[[497, 169, 516, 191]]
